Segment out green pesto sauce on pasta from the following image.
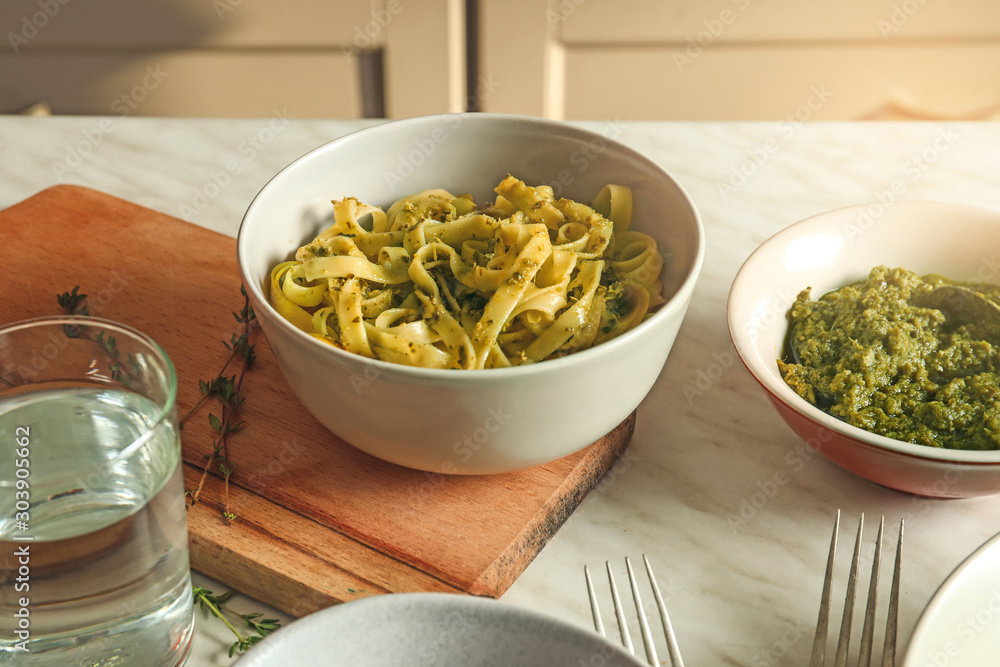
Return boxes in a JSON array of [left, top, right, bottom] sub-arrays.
[[268, 175, 666, 370]]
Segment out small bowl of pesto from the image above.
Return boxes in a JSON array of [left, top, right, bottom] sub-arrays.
[[728, 200, 1000, 498]]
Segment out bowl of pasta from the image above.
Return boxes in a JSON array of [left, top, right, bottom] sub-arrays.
[[237, 113, 703, 474]]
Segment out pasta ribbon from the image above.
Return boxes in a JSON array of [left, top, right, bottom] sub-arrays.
[[268, 175, 666, 369]]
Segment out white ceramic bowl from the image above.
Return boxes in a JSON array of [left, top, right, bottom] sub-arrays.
[[233, 592, 645, 666], [238, 113, 703, 474], [728, 201, 1000, 498]]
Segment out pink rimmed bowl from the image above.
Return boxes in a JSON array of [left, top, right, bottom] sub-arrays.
[[728, 201, 1000, 498]]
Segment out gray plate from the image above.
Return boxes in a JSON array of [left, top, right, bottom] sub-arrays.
[[234, 592, 646, 666]]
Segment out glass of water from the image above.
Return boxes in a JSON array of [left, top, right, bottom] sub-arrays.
[[0, 316, 193, 666]]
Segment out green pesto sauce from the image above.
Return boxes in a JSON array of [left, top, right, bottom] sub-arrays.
[[778, 266, 1000, 451]]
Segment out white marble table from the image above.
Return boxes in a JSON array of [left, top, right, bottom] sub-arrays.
[[3, 115, 1000, 666]]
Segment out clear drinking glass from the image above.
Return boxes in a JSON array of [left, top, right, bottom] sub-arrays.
[[0, 316, 193, 666]]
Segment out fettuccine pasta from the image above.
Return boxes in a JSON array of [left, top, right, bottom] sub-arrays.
[[269, 175, 665, 369]]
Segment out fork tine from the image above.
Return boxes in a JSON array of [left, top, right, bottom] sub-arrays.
[[810, 509, 840, 667], [585, 565, 606, 637], [606, 561, 635, 656], [643, 555, 684, 667], [813, 513, 903, 667], [626, 556, 659, 665], [834, 514, 865, 667], [858, 516, 885, 667], [586, 558, 684, 666], [881, 520, 904, 667]]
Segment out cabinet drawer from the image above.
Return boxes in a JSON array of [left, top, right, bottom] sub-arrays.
[[0, 51, 361, 117], [1, 0, 381, 48], [562, 44, 1000, 120], [558, 0, 1000, 43]]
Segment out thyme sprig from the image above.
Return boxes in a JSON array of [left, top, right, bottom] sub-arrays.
[[184, 287, 257, 524], [56, 285, 90, 339], [56, 287, 136, 385], [192, 587, 281, 657], [56, 284, 258, 524], [55, 286, 271, 651], [56, 285, 90, 316]]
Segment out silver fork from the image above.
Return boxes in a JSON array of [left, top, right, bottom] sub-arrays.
[[585, 555, 684, 666], [810, 511, 904, 667]]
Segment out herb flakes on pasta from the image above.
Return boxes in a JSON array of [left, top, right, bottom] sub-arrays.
[[269, 174, 665, 369]]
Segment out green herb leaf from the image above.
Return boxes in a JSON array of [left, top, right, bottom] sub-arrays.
[[192, 586, 280, 657]]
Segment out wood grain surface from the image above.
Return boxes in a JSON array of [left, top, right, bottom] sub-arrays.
[[0, 185, 635, 616]]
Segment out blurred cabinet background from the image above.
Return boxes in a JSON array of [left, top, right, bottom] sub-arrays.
[[0, 0, 465, 118], [480, 0, 1000, 120], [2, 0, 999, 120]]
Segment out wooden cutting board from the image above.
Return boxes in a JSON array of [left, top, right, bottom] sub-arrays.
[[0, 185, 634, 617]]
